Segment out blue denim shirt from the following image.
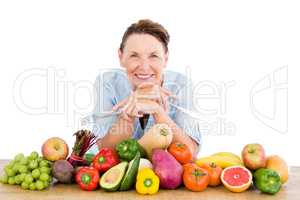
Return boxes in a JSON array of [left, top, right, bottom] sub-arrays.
[[86, 69, 202, 154]]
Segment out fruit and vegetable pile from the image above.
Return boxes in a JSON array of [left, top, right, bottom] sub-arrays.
[[0, 123, 289, 196]]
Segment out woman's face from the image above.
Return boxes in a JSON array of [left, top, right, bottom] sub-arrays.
[[118, 33, 168, 89]]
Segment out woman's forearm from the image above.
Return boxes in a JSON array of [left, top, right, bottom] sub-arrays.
[[97, 116, 134, 149], [153, 109, 199, 158]]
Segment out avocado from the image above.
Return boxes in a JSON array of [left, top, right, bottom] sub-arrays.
[[100, 161, 128, 192], [119, 152, 141, 191]]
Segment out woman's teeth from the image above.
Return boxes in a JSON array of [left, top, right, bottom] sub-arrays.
[[136, 74, 153, 80]]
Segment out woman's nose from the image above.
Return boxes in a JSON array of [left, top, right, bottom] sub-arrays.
[[138, 58, 151, 69]]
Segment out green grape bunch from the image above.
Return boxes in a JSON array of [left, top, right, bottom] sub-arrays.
[[0, 152, 53, 190]]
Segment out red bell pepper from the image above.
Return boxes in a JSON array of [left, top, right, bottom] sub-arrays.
[[75, 167, 99, 191], [92, 147, 120, 173]]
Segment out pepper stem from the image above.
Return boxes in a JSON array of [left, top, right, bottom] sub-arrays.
[[81, 174, 91, 184], [98, 156, 105, 163]]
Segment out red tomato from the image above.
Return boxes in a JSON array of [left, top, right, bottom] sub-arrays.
[[168, 142, 192, 164], [201, 162, 222, 186], [183, 163, 209, 192]]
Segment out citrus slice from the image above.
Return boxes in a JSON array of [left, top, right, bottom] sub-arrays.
[[221, 166, 252, 193]]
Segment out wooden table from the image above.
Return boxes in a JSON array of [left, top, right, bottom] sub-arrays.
[[0, 160, 298, 200]]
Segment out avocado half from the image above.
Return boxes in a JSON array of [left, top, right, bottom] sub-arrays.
[[100, 162, 128, 192]]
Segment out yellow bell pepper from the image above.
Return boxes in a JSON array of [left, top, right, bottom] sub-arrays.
[[136, 168, 159, 195]]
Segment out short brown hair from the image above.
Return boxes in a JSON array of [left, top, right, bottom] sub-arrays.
[[120, 19, 170, 52]]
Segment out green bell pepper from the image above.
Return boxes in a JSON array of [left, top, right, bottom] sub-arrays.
[[254, 168, 281, 195], [116, 139, 145, 161]]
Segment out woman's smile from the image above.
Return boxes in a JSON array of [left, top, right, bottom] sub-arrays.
[[134, 73, 155, 81]]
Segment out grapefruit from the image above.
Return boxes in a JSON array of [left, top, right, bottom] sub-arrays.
[[221, 166, 252, 193], [266, 155, 288, 184]]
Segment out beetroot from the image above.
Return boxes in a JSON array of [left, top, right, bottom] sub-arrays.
[[152, 149, 183, 189], [52, 160, 74, 183]]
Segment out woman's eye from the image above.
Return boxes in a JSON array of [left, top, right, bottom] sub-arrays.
[[130, 54, 137, 58], [150, 54, 158, 58]]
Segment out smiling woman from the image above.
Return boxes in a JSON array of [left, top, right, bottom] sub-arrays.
[[119, 33, 167, 88], [89, 19, 202, 158], [118, 19, 169, 89]]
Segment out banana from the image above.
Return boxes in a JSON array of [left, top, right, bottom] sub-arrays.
[[196, 152, 244, 169], [210, 152, 242, 163]]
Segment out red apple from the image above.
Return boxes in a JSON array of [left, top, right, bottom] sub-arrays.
[[42, 137, 69, 161], [241, 143, 266, 170]]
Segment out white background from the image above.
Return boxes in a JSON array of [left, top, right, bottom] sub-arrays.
[[0, 0, 299, 165]]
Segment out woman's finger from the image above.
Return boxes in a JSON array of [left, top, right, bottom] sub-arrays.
[[163, 96, 170, 112], [126, 93, 143, 118], [136, 93, 161, 102], [112, 97, 128, 111], [137, 86, 162, 103], [137, 82, 155, 89], [124, 94, 135, 113], [120, 97, 135, 121], [131, 96, 143, 117], [160, 92, 169, 112], [126, 98, 136, 117], [132, 106, 143, 118], [121, 108, 130, 121], [113, 91, 135, 111], [161, 87, 177, 99]]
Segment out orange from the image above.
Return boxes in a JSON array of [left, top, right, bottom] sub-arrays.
[[266, 155, 288, 184], [221, 166, 252, 193]]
